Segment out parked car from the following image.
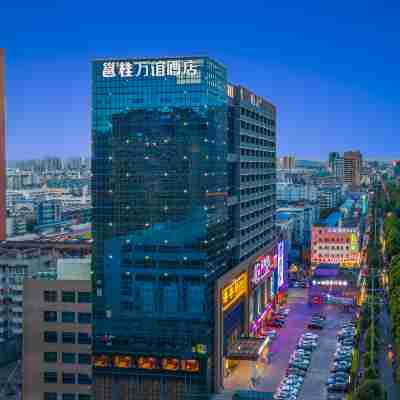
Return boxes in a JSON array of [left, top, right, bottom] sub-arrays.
[[286, 367, 307, 377], [312, 313, 326, 320], [308, 322, 324, 330], [267, 320, 284, 328], [327, 382, 349, 393]]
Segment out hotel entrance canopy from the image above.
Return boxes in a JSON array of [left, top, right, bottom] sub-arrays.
[[226, 337, 269, 361]]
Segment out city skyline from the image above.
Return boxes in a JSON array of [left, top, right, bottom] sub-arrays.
[[1, 2, 400, 160]]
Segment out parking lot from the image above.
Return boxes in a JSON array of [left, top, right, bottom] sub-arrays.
[[221, 288, 356, 398], [297, 309, 351, 400]]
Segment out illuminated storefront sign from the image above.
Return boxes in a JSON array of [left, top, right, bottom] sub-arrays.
[[93, 355, 110, 368], [312, 280, 348, 286], [326, 227, 357, 233], [278, 241, 285, 289], [222, 272, 247, 311], [138, 357, 157, 370], [342, 259, 358, 268], [114, 355, 133, 368], [350, 233, 358, 252], [251, 253, 276, 287], [102, 59, 201, 79], [162, 358, 179, 371]]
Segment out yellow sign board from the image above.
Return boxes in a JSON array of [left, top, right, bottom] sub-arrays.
[[341, 259, 358, 268], [222, 272, 247, 311]]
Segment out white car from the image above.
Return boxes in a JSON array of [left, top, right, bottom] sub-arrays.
[[302, 332, 319, 340]]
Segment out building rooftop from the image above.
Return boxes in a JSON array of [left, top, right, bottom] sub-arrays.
[[276, 212, 291, 222], [322, 211, 342, 227]]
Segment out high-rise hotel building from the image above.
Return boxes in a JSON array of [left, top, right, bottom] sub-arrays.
[[92, 57, 281, 399], [0, 49, 6, 240]]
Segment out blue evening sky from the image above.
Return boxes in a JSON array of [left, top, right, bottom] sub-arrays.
[[1, 1, 399, 161]]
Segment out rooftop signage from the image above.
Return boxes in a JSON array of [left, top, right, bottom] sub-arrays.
[[101, 59, 201, 79]]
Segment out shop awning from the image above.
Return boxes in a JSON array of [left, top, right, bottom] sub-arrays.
[[226, 337, 269, 361]]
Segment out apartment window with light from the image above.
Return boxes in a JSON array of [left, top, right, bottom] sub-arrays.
[[78, 353, 91, 365], [43, 371, 58, 384], [43, 352, 57, 363], [78, 374, 92, 385], [62, 373, 76, 384], [78, 313, 91, 324], [62, 394, 76, 400], [62, 352, 76, 364], [78, 332, 91, 345], [44, 311, 57, 322], [62, 291, 76, 303], [44, 331, 58, 343], [62, 312, 75, 323], [62, 332, 76, 344], [78, 292, 91, 303], [44, 291, 57, 302]]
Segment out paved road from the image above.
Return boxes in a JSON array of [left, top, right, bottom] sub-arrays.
[[298, 308, 350, 400], [379, 306, 399, 400]]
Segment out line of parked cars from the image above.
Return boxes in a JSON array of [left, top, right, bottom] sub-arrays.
[[273, 332, 319, 400], [307, 313, 326, 330], [326, 320, 356, 399], [265, 308, 290, 329]]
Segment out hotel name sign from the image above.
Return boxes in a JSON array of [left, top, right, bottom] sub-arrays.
[[222, 272, 247, 311], [101, 59, 201, 79]]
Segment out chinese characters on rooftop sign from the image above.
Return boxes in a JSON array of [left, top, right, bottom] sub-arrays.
[[222, 272, 247, 311], [102, 59, 201, 79]]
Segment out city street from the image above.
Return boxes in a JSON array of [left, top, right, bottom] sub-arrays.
[[222, 288, 353, 398]]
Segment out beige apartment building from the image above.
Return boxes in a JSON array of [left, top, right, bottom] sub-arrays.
[[23, 259, 92, 400]]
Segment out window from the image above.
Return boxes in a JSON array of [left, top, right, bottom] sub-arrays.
[[62, 352, 76, 364], [44, 352, 57, 363], [78, 333, 91, 345], [44, 371, 58, 383], [44, 311, 57, 322], [62, 291, 76, 303], [62, 332, 76, 344], [44, 331, 58, 343], [44, 290, 57, 302], [78, 313, 91, 324], [78, 374, 91, 385], [62, 373, 76, 384], [62, 394, 76, 400], [62, 312, 75, 323], [78, 353, 91, 365], [44, 393, 58, 400], [78, 292, 91, 303], [78, 396, 91, 400]]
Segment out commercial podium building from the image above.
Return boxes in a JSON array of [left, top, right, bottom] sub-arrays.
[[91, 57, 280, 399]]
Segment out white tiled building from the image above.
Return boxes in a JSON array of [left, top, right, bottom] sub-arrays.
[[0, 248, 55, 342]]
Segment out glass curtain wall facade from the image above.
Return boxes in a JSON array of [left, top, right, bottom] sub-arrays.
[[92, 57, 228, 398]]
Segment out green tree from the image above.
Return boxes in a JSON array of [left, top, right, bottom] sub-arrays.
[[354, 379, 387, 400], [363, 352, 373, 369], [363, 367, 378, 380]]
